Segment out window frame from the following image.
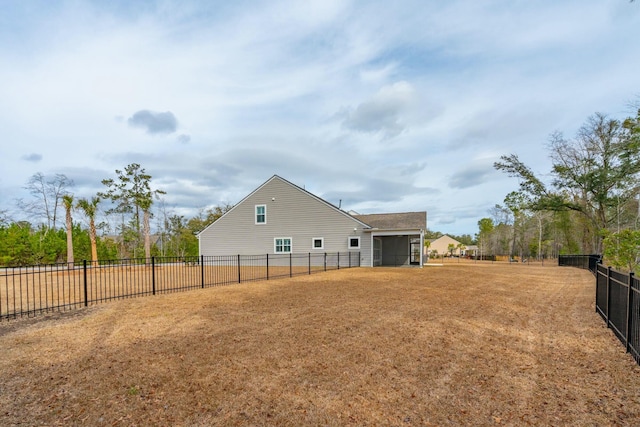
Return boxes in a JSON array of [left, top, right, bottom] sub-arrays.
[[348, 236, 361, 250], [312, 237, 324, 250], [274, 237, 292, 254], [255, 204, 267, 225]]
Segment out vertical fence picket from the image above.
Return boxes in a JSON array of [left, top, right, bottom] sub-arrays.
[[562, 254, 640, 367], [627, 272, 635, 354], [607, 266, 612, 329], [2, 252, 358, 321], [151, 257, 156, 296], [596, 263, 600, 314], [200, 255, 205, 289], [83, 260, 88, 307]]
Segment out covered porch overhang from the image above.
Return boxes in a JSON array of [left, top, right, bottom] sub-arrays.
[[365, 229, 425, 267]]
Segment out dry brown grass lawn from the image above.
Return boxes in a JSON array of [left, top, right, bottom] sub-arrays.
[[1, 263, 640, 426]]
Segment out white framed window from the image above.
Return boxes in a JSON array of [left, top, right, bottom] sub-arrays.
[[312, 237, 324, 250], [348, 236, 360, 250], [255, 204, 266, 224], [274, 237, 292, 253]]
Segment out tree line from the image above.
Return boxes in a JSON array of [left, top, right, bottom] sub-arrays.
[[3, 105, 639, 270], [476, 107, 640, 271], [0, 163, 231, 267]]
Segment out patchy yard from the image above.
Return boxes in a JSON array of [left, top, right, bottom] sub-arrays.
[[1, 263, 639, 426]]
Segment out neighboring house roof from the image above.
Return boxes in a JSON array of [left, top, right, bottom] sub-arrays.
[[430, 234, 461, 244], [353, 212, 426, 230]]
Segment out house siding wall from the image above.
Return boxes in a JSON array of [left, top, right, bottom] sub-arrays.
[[428, 235, 462, 256], [199, 177, 372, 266]]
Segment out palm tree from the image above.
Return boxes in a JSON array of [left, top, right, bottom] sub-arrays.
[[77, 197, 100, 265], [447, 243, 456, 257], [456, 243, 466, 263], [62, 194, 74, 267]]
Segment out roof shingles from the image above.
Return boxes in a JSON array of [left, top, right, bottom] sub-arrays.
[[353, 212, 426, 230]]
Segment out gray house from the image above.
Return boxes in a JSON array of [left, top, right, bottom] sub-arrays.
[[197, 175, 426, 267]]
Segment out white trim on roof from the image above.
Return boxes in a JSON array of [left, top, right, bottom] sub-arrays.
[[197, 175, 371, 235]]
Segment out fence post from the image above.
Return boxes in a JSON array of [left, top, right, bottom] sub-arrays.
[[324, 253, 327, 271], [266, 253, 269, 280], [200, 255, 205, 289], [237, 254, 241, 283], [627, 272, 635, 354], [289, 253, 292, 277], [83, 260, 88, 307], [349, 252, 351, 268], [337, 252, 340, 270], [596, 262, 601, 313], [606, 266, 612, 328], [308, 253, 311, 275], [151, 256, 156, 295]]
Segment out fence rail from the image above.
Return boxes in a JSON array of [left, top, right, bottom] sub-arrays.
[[595, 264, 640, 364], [560, 254, 639, 365], [558, 254, 601, 273], [0, 252, 360, 321]]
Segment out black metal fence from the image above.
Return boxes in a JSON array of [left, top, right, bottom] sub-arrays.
[[595, 264, 640, 364], [559, 254, 601, 273], [560, 254, 639, 365], [0, 252, 360, 321]]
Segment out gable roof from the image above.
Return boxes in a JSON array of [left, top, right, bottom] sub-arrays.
[[429, 234, 461, 245], [353, 212, 426, 230], [197, 175, 371, 236]]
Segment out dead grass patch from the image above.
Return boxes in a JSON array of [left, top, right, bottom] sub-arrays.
[[1, 264, 640, 426]]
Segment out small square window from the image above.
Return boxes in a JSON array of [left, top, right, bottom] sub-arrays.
[[255, 205, 266, 224], [312, 237, 324, 250], [348, 236, 360, 249]]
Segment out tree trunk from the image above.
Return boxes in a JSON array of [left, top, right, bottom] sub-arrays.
[[66, 207, 74, 267], [89, 219, 98, 265], [143, 209, 151, 261]]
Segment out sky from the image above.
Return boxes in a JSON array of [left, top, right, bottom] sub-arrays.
[[0, 0, 639, 236]]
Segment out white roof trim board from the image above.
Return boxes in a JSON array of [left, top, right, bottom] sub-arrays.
[[197, 175, 372, 236]]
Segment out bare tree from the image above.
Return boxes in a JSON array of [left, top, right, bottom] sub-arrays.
[[63, 194, 74, 266], [17, 173, 73, 230], [0, 209, 9, 226], [495, 112, 640, 253]]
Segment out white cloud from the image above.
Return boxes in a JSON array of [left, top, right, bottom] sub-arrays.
[[128, 110, 178, 135], [0, 0, 638, 235], [21, 153, 43, 162], [341, 81, 416, 138]]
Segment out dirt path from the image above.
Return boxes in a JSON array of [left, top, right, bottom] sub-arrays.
[[1, 263, 639, 426]]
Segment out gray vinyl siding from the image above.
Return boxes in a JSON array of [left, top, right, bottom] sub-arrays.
[[199, 176, 372, 266]]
